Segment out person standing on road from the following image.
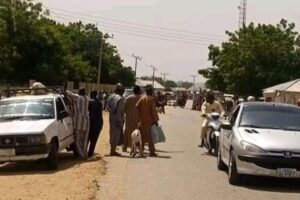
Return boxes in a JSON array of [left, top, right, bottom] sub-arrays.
[[156, 91, 167, 114], [107, 84, 125, 156], [136, 85, 159, 157], [199, 91, 224, 148], [87, 90, 103, 158], [123, 85, 142, 152], [67, 88, 90, 158]]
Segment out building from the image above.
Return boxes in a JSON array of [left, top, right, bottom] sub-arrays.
[[135, 79, 165, 92]]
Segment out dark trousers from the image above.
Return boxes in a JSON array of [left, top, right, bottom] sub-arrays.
[[88, 130, 101, 157], [142, 133, 156, 155]]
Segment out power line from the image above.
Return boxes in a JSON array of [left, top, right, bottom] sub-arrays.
[[47, 7, 226, 39], [50, 14, 215, 46], [49, 11, 223, 44]]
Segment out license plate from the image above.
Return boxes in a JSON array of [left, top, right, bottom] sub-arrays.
[[0, 149, 15, 157], [276, 168, 297, 178]]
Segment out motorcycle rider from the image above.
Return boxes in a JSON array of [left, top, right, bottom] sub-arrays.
[[199, 91, 225, 148]]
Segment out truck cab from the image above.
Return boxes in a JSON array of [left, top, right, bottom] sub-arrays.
[[0, 93, 74, 170]]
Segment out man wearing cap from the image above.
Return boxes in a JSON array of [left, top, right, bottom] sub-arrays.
[[107, 83, 125, 156]]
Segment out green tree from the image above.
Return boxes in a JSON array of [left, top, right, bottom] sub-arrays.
[[199, 19, 300, 96], [165, 80, 177, 88], [177, 81, 193, 89], [0, 0, 135, 87]]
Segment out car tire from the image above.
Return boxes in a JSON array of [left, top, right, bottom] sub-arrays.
[[228, 150, 241, 185], [213, 137, 219, 157], [46, 141, 58, 170], [217, 145, 226, 171]]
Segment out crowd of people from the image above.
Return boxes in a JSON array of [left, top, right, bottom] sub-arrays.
[[65, 83, 161, 158], [106, 84, 159, 157]]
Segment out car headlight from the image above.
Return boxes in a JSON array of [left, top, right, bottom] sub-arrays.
[[240, 141, 266, 154], [28, 135, 46, 144]]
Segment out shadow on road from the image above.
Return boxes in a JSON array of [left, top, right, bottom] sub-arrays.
[[104, 152, 172, 159], [0, 152, 102, 175], [155, 149, 184, 153], [240, 176, 300, 194]]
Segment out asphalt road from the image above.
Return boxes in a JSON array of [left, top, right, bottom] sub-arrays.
[[98, 101, 300, 200]]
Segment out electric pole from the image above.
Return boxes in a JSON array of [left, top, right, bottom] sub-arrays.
[[150, 65, 157, 87], [238, 0, 247, 29], [97, 34, 113, 90], [191, 75, 197, 91], [132, 54, 142, 79], [161, 72, 169, 88]]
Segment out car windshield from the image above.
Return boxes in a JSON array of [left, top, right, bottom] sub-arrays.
[[240, 104, 300, 131], [0, 98, 54, 120]]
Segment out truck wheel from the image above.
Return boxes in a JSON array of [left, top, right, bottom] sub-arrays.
[[228, 150, 241, 185], [46, 141, 58, 170]]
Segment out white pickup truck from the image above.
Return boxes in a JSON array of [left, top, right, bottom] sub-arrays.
[[0, 93, 74, 170]]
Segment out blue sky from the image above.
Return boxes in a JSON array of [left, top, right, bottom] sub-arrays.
[[38, 0, 300, 82]]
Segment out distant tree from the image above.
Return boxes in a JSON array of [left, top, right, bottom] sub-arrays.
[[177, 81, 193, 89], [165, 80, 177, 88]]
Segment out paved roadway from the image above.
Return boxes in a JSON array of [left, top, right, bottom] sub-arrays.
[[98, 101, 300, 200]]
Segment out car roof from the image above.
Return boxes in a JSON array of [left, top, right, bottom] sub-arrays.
[[0, 94, 60, 101], [240, 102, 298, 108]]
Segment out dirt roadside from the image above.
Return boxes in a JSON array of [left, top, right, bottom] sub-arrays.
[[0, 113, 110, 200]]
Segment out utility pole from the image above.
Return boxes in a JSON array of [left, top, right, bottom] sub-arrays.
[[97, 34, 113, 90], [132, 54, 142, 79], [238, 0, 247, 29], [150, 65, 157, 87], [161, 72, 169, 88], [191, 75, 197, 91]]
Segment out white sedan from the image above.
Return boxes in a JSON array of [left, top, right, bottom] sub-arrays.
[[218, 102, 300, 185]]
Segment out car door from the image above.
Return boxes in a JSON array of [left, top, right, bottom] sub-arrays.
[[56, 97, 74, 151], [222, 105, 241, 163]]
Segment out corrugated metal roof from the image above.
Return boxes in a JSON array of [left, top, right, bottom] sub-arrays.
[[135, 79, 165, 89], [263, 79, 300, 92]]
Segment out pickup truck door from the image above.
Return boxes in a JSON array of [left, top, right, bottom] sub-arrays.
[[56, 97, 74, 151]]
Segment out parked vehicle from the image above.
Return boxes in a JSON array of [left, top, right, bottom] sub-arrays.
[[202, 112, 222, 156], [218, 102, 300, 185], [0, 90, 74, 170]]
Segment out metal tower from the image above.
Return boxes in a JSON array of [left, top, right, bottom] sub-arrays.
[[238, 0, 247, 29]]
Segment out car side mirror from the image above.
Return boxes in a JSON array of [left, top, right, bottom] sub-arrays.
[[221, 121, 232, 130], [58, 110, 69, 120]]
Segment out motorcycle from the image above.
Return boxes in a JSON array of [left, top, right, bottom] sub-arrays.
[[176, 97, 187, 108], [202, 112, 222, 156]]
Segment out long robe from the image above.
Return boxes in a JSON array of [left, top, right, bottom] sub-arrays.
[[67, 91, 90, 158], [124, 94, 141, 148], [107, 94, 125, 146], [136, 95, 159, 153], [88, 99, 103, 156]]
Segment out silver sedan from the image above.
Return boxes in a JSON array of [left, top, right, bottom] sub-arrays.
[[217, 102, 300, 185]]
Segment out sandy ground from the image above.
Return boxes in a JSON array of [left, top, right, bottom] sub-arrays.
[[0, 113, 110, 200]]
